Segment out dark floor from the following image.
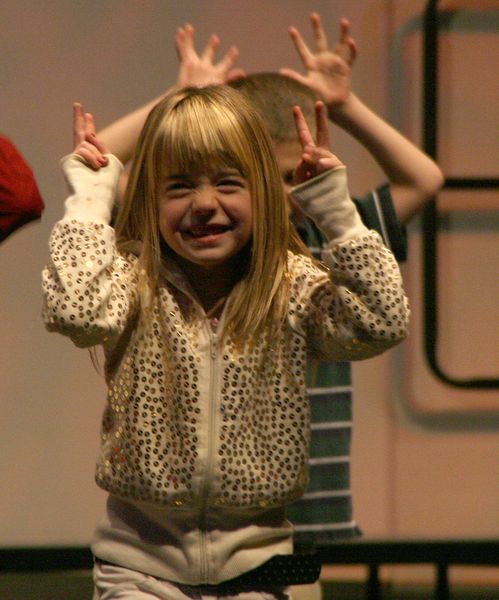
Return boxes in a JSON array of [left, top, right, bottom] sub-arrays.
[[0, 572, 94, 600], [1, 573, 499, 600], [322, 580, 499, 600]]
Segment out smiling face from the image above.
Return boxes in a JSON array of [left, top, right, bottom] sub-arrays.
[[158, 168, 252, 276], [116, 86, 296, 340]]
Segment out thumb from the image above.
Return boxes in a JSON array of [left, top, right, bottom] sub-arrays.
[[226, 68, 247, 83]]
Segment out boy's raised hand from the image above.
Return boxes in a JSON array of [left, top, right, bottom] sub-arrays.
[[280, 14, 357, 112], [293, 100, 343, 185], [176, 23, 245, 88], [73, 103, 109, 170]]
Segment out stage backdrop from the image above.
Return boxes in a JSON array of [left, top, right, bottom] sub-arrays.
[[1, 2, 498, 585]]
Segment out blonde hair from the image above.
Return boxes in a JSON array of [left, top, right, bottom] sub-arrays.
[[115, 85, 309, 343]]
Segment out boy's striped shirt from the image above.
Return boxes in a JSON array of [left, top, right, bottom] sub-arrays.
[[290, 184, 406, 548]]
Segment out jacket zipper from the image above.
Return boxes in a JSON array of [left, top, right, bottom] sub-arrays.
[[199, 325, 219, 582]]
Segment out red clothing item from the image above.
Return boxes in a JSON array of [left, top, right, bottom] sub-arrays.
[[0, 135, 45, 242]]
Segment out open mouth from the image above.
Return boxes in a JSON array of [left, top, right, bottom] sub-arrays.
[[185, 224, 232, 238]]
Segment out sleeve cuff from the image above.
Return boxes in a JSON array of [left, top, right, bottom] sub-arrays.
[[289, 167, 369, 244], [60, 153, 124, 224]]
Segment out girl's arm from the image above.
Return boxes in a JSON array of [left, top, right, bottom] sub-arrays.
[[291, 100, 366, 243], [42, 105, 137, 348], [289, 101, 409, 359], [281, 13, 444, 223]]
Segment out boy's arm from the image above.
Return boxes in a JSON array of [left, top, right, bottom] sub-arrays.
[[98, 24, 242, 166], [97, 96, 164, 167], [281, 14, 444, 224], [328, 93, 444, 223]]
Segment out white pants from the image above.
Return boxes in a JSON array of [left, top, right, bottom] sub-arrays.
[[93, 561, 292, 600]]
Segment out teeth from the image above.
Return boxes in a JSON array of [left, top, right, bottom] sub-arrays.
[[190, 226, 228, 237]]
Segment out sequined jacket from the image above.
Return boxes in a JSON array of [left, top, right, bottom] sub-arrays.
[[42, 155, 409, 584]]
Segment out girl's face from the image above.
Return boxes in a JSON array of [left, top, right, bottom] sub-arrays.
[[158, 168, 252, 274]]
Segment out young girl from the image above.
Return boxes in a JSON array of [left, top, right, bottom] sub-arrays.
[[43, 85, 409, 599]]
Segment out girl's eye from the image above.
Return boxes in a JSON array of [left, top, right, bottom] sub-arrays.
[[217, 178, 244, 190], [164, 182, 191, 195]]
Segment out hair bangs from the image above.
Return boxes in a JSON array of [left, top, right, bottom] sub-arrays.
[[152, 94, 249, 182]]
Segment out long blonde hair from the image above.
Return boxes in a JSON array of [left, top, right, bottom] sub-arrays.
[[115, 85, 309, 343]]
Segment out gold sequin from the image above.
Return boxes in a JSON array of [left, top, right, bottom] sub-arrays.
[[42, 221, 409, 509]]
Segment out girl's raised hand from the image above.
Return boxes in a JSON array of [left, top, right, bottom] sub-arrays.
[[73, 103, 109, 170], [293, 100, 343, 185]]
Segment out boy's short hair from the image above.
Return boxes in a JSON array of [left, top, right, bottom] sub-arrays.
[[230, 73, 318, 143]]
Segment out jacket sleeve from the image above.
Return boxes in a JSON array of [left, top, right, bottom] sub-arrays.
[[41, 154, 138, 348], [288, 167, 410, 361]]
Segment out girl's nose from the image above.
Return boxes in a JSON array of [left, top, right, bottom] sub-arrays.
[[192, 185, 217, 214]]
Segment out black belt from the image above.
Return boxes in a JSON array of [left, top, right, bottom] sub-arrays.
[[95, 552, 321, 591]]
